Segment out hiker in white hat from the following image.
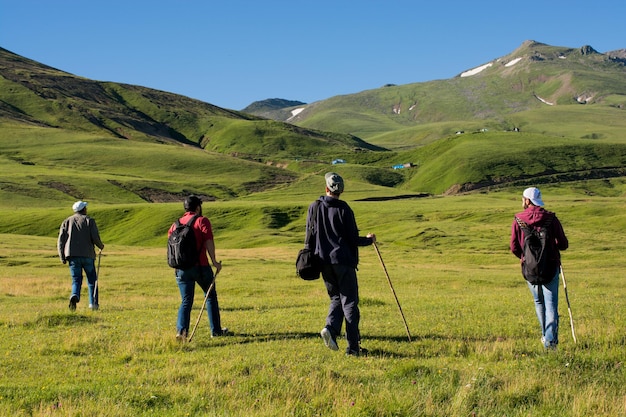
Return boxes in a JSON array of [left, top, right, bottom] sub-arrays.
[[510, 187, 568, 349]]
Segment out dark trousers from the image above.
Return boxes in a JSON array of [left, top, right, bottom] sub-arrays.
[[321, 263, 360, 351]]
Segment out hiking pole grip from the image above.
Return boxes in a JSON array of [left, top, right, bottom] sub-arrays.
[[373, 242, 412, 342], [560, 265, 577, 343], [188, 271, 218, 343]]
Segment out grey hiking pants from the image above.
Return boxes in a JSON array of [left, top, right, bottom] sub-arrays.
[[321, 263, 361, 352]]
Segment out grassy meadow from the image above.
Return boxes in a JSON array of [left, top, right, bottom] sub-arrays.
[[2, 43, 626, 416], [1, 186, 625, 416]]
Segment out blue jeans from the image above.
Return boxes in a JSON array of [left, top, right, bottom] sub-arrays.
[[176, 266, 221, 335], [68, 257, 98, 306], [321, 263, 361, 352], [527, 270, 560, 348]]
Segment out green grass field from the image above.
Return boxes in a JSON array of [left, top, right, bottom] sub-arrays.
[[2, 43, 626, 416], [1, 189, 624, 416]]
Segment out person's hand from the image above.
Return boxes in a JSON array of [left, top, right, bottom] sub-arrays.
[[367, 233, 376, 243], [213, 260, 223, 274], [62, 258, 67, 264]]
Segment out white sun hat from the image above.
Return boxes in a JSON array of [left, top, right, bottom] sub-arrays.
[[523, 187, 544, 207], [72, 201, 88, 212]]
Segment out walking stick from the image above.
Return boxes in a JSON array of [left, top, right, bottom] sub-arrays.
[[373, 242, 412, 342], [560, 265, 577, 343], [187, 272, 218, 343], [94, 249, 102, 306]]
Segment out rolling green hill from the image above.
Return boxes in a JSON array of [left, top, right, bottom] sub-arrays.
[[0, 47, 383, 161], [1, 41, 626, 210], [1, 43, 625, 417], [256, 41, 626, 147]]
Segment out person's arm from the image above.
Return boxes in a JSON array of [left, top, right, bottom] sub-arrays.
[[342, 206, 374, 247], [357, 234, 375, 246], [510, 219, 523, 259], [58, 220, 68, 263], [204, 239, 222, 273], [90, 219, 105, 251], [552, 216, 568, 251]]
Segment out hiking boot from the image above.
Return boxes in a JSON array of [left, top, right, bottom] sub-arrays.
[[321, 327, 339, 351], [346, 347, 368, 357], [176, 329, 187, 342], [546, 342, 558, 350], [211, 328, 231, 337], [68, 295, 78, 311]]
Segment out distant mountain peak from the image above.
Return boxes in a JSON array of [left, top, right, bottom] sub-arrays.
[[579, 45, 599, 55], [242, 98, 306, 113]]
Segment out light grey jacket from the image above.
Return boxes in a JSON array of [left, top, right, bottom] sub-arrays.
[[57, 213, 104, 261]]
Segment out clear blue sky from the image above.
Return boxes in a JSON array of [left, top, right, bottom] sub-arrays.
[[1, 1, 624, 110]]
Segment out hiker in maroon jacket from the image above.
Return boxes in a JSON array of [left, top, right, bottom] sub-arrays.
[[510, 187, 568, 349]]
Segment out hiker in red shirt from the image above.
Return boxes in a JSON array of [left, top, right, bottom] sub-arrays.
[[168, 195, 225, 341]]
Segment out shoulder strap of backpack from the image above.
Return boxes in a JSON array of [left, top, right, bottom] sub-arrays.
[[305, 200, 321, 247], [516, 215, 554, 232], [185, 214, 200, 227], [514, 217, 529, 230]]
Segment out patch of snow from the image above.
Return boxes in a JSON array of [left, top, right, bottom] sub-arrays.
[[505, 57, 522, 67], [534, 95, 554, 106], [286, 107, 305, 122], [460, 62, 493, 77]]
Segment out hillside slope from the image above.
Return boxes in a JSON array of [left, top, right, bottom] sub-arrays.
[[0, 47, 383, 160], [258, 41, 626, 145], [1, 42, 625, 203]]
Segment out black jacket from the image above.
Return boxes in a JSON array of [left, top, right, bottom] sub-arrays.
[[306, 196, 372, 268]]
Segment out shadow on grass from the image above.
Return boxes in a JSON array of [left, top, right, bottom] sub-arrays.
[[187, 330, 422, 357], [24, 313, 100, 328], [185, 330, 532, 359]]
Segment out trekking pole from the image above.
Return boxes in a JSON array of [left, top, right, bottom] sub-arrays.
[[373, 242, 412, 342], [560, 265, 577, 343], [94, 249, 102, 306], [188, 272, 218, 343]]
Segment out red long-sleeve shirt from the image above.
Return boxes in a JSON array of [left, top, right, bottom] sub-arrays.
[[168, 212, 214, 266]]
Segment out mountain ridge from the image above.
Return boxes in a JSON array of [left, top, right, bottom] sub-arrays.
[[1, 41, 625, 201], [0, 46, 383, 158], [244, 41, 626, 142]]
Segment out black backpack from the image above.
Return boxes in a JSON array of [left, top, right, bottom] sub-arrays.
[[515, 215, 555, 285], [167, 214, 200, 269]]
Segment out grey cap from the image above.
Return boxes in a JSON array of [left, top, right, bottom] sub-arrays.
[[325, 172, 344, 194]]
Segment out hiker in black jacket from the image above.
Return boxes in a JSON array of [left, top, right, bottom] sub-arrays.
[[306, 172, 375, 356]]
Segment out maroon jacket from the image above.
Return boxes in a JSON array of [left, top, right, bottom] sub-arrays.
[[510, 205, 569, 276]]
